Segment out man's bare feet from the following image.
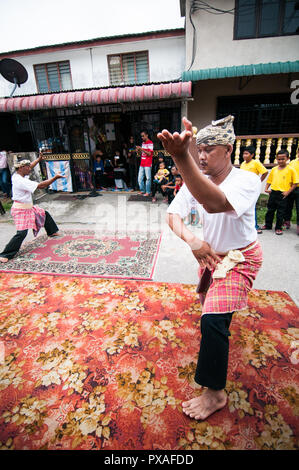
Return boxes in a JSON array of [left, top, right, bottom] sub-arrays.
[[182, 388, 227, 420], [0, 257, 9, 263], [48, 232, 60, 237]]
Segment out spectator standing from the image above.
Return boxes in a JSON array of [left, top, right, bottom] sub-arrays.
[[240, 146, 268, 234], [0, 150, 11, 198], [136, 130, 153, 197], [283, 148, 299, 235], [127, 136, 138, 190], [262, 150, 298, 235]]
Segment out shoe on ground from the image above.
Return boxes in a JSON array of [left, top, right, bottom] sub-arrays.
[[275, 229, 283, 235], [152, 197, 157, 203], [143, 193, 150, 197]]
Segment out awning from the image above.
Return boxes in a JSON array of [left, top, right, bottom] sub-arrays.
[[0, 81, 192, 112], [182, 61, 299, 81]]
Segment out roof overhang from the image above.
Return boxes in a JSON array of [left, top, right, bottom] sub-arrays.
[[0, 81, 192, 113], [182, 61, 299, 81]]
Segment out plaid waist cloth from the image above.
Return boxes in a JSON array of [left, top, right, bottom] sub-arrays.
[[11, 205, 46, 237], [197, 241, 263, 315]]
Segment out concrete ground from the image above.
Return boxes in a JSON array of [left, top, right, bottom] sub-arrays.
[[0, 190, 298, 306]]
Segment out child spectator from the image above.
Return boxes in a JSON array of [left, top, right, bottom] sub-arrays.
[[161, 165, 179, 204], [93, 154, 105, 189], [152, 161, 169, 202], [173, 175, 183, 196], [283, 148, 299, 235], [240, 146, 268, 234], [262, 150, 298, 235], [154, 161, 169, 183]]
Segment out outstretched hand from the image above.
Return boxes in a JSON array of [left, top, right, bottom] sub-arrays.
[[157, 117, 193, 159], [55, 174, 66, 179]]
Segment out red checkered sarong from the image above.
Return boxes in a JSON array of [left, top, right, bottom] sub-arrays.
[[11, 205, 46, 237], [197, 241, 263, 315]]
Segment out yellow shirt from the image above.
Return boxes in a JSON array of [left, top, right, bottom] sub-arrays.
[[266, 165, 298, 192], [240, 159, 268, 176], [289, 159, 299, 187]]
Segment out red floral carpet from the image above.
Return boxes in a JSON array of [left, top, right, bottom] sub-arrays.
[[0, 273, 298, 450], [0, 230, 161, 280]]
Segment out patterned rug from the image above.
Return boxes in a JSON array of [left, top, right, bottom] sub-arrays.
[[0, 230, 161, 280], [0, 273, 298, 451]]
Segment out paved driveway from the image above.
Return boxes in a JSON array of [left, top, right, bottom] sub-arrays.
[[1, 192, 298, 306]]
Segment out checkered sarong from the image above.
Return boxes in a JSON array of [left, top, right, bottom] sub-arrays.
[[11, 205, 46, 237], [197, 241, 263, 315]]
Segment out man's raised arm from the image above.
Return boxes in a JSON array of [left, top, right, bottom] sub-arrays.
[[157, 117, 232, 214]]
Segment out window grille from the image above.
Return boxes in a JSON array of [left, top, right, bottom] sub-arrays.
[[234, 0, 299, 39], [34, 61, 72, 93], [108, 51, 149, 85], [217, 94, 299, 134]]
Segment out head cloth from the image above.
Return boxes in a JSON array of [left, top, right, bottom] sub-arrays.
[[14, 159, 31, 169], [196, 115, 235, 146]]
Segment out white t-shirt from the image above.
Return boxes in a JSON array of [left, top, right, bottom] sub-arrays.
[[12, 173, 39, 203], [167, 167, 261, 253]]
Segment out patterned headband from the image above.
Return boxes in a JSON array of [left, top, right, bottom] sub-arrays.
[[196, 115, 235, 146], [14, 159, 31, 169]]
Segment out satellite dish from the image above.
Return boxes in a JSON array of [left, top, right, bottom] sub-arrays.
[[0, 58, 28, 97]]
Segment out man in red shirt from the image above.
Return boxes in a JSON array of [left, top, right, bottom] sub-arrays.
[[136, 130, 154, 196]]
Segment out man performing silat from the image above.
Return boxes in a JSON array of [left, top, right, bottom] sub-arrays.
[[157, 115, 263, 421], [0, 154, 64, 263]]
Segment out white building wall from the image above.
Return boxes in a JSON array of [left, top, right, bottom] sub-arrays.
[[0, 35, 185, 98], [184, 0, 299, 71]]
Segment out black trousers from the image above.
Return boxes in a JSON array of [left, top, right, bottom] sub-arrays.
[[265, 190, 288, 230], [128, 165, 138, 190], [0, 210, 58, 260], [284, 187, 299, 225], [151, 178, 168, 198], [165, 187, 175, 204], [195, 313, 233, 390]]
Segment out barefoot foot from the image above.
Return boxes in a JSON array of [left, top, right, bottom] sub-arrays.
[[182, 388, 227, 420], [0, 257, 9, 263]]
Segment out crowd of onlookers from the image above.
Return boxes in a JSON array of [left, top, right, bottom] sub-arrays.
[[91, 130, 185, 206], [1, 136, 298, 234], [240, 145, 299, 236]]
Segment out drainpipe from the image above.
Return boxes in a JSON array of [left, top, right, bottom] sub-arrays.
[[89, 48, 95, 87]]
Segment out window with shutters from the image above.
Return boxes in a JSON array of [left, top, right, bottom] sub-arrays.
[[34, 61, 73, 93], [107, 51, 149, 85], [234, 0, 299, 39]]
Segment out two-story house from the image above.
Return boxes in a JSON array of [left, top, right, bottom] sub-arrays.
[[0, 28, 189, 191], [180, 0, 299, 164]]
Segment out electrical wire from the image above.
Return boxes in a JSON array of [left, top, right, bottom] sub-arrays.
[[191, 0, 235, 15]]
